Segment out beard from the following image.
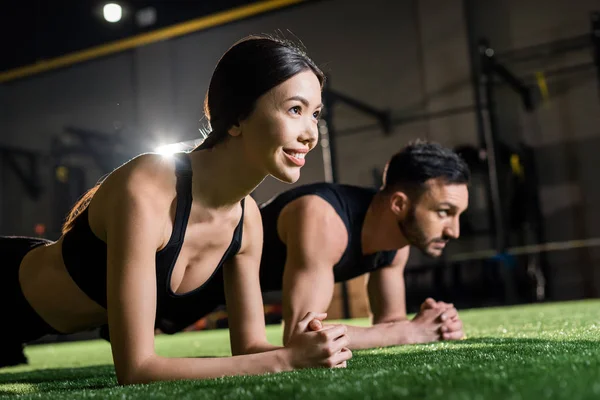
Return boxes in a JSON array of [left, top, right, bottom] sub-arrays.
[[397, 207, 447, 258]]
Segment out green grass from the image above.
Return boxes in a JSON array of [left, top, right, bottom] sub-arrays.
[[1, 300, 600, 399]]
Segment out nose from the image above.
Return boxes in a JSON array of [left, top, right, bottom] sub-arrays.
[[300, 120, 319, 149], [444, 217, 460, 239]]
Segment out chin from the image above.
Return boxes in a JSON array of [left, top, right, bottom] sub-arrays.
[[270, 168, 301, 184], [421, 246, 444, 258]]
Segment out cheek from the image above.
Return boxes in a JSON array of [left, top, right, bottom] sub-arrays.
[[244, 118, 280, 155], [260, 115, 291, 146], [274, 116, 303, 142], [417, 213, 442, 236]]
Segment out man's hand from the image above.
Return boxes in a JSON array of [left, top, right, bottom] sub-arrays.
[[411, 298, 464, 343]]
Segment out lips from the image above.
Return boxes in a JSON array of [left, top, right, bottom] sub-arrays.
[[283, 149, 307, 167]]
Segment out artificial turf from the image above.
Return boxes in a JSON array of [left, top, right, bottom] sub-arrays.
[[1, 299, 599, 399]]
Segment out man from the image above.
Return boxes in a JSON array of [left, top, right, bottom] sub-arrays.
[[258, 140, 470, 349]]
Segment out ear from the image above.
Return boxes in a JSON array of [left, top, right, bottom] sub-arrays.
[[389, 190, 410, 217], [228, 122, 242, 137]]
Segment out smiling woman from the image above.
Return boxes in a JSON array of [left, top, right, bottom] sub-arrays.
[[0, 34, 352, 385], [195, 36, 324, 151]]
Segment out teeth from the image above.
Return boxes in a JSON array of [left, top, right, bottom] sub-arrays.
[[291, 152, 305, 159]]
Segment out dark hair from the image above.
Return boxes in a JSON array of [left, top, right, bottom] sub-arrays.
[[382, 140, 470, 197], [62, 34, 322, 235], [195, 34, 325, 150]]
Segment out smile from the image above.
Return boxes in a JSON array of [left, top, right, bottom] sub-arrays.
[[283, 149, 307, 166]]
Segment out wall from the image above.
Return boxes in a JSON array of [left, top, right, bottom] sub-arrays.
[[469, 0, 600, 300], [6, 0, 597, 314], [0, 0, 479, 242]]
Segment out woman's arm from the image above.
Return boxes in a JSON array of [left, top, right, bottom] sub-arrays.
[[104, 166, 350, 385], [223, 197, 281, 354], [103, 172, 292, 384]]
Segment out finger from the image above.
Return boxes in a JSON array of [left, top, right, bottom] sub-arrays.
[[442, 330, 465, 340], [444, 307, 459, 319], [436, 301, 453, 310], [438, 307, 458, 322], [416, 307, 445, 324], [440, 319, 463, 333], [295, 312, 328, 334], [327, 347, 352, 367], [308, 319, 323, 331], [334, 360, 347, 368], [319, 324, 347, 342], [327, 334, 350, 355], [317, 323, 343, 330], [421, 298, 437, 311]]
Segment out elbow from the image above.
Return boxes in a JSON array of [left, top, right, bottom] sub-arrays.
[[230, 347, 245, 357], [230, 341, 250, 356], [115, 356, 157, 386], [117, 374, 140, 387], [116, 367, 146, 386], [231, 345, 256, 356], [116, 370, 141, 386]]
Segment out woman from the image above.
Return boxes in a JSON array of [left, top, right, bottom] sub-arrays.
[[0, 35, 352, 384]]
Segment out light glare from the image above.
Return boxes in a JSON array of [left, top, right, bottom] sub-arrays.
[[103, 3, 122, 23], [155, 143, 185, 157]]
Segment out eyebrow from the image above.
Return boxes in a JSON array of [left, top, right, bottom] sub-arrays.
[[438, 202, 458, 209], [285, 95, 324, 109]]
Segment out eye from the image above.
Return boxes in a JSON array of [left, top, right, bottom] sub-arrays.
[[438, 210, 449, 218], [289, 105, 301, 115], [313, 109, 321, 119]]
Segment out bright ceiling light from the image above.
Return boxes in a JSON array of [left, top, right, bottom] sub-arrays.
[[103, 3, 122, 23]]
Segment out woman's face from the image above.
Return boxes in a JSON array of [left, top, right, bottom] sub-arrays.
[[235, 70, 322, 183]]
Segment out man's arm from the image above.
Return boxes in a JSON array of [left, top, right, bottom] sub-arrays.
[[278, 197, 427, 349], [278, 196, 348, 345], [277, 196, 458, 350], [328, 248, 426, 350], [313, 246, 457, 349], [367, 248, 410, 324], [365, 249, 465, 345]]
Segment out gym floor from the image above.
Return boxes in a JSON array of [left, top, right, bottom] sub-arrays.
[[1, 299, 598, 399]]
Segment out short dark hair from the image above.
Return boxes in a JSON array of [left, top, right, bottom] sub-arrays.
[[382, 140, 470, 197], [196, 34, 324, 150]]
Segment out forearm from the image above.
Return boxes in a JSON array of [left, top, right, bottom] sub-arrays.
[[337, 320, 416, 350], [121, 349, 291, 385], [234, 342, 283, 355]]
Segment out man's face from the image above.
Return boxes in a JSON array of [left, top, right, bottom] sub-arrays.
[[397, 180, 469, 258]]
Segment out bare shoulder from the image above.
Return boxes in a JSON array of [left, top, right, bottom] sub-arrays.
[[394, 246, 410, 264], [97, 153, 176, 205], [120, 153, 177, 193], [89, 153, 178, 241], [278, 194, 341, 226], [277, 194, 348, 263]]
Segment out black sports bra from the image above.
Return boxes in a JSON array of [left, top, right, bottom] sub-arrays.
[[61, 152, 245, 324]]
